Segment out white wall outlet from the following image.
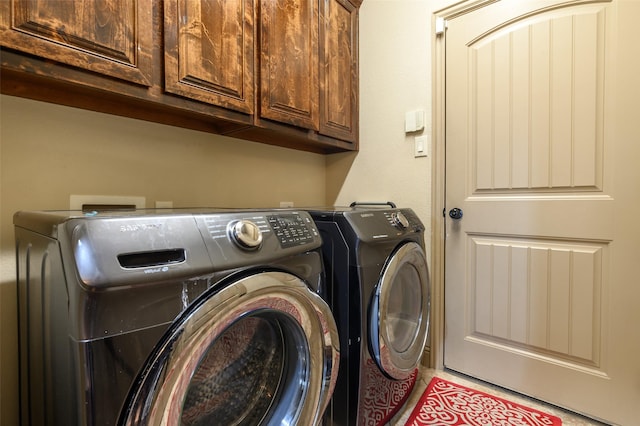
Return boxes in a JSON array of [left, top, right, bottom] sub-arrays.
[[279, 201, 294, 208], [70, 195, 146, 211], [155, 201, 173, 208]]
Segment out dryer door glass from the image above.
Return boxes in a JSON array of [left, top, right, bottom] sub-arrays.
[[371, 242, 430, 379], [385, 264, 423, 353], [120, 271, 339, 426]]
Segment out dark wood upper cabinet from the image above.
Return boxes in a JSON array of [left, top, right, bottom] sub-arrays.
[[164, 0, 255, 114], [0, 0, 360, 153], [258, 0, 358, 144], [319, 0, 358, 142], [0, 0, 153, 86], [259, 0, 319, 130]]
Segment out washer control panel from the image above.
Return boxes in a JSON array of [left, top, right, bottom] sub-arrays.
[[202, 214, 271, 243], [268, 213, 318, 248], [199, 210, 320, 255]]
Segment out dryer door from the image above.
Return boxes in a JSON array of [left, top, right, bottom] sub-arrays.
[[120, 271, 339, 426], [370, 241, 430, 379]]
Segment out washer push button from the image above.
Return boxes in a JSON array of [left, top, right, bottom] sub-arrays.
[[267, 214, 314, 248]]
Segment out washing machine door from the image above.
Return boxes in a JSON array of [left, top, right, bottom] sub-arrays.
[[370, 241, 430, 380], [120, 271, 339, 426]]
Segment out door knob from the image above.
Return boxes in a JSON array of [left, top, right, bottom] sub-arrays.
[[448, 208, 463, 220]]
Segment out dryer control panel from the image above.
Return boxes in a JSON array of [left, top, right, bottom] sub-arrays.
[[386, 211, 410, 229], [343, 208, 425, 243]]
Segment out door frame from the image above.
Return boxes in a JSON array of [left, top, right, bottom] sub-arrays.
[[429, 0, 498, 370]]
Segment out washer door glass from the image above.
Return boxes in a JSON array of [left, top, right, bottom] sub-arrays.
[[121, 271, 339, 426], [182, 315, 298, 425], [371, 241, 430, 379]]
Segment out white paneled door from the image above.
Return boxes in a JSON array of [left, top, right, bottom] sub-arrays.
[[442, 1, 640, 424]]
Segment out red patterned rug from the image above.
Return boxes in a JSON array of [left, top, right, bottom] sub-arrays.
[[404, 377, 562, 426]]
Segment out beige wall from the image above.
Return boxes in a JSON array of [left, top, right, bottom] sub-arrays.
[[0, 0, 444, 423], [0, 95, 327, 424], [327, 0, 441, 257]]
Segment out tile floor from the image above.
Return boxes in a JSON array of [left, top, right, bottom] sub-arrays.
[[389, 369, 611, 425]]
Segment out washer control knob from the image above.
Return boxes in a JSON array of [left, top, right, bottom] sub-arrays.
[[391, 212, 410, 229], [229, 220, 263, 249]]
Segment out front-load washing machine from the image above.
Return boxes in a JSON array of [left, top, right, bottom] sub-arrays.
[[14, 208, 339, 426], [309, 203, 430, 426]]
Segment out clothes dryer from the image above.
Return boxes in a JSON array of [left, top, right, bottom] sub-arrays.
[[15, 209, 339, 426], [309, 203, 430, 426]]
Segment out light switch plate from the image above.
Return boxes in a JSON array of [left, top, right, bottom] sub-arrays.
[[414, 135, 429, 157]]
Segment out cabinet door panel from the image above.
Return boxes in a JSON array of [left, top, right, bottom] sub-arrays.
[[164, 0, 255, 114], [260, 0, 319, 130], [0, 0, 152, 86], [319, 0, 358, 142]]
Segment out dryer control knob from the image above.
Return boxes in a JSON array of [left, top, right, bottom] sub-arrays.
[[391, 212, 410, 229], [229, 220, 263, 249]]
